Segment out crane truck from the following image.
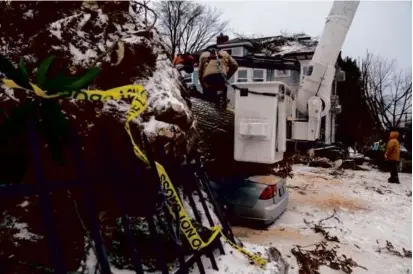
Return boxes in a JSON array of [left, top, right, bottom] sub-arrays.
[[232, 0, 360, 164]]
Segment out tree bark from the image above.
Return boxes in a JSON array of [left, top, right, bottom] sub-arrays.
[[191, 98, 276, 179]]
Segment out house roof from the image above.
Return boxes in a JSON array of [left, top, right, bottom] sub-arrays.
[[196, 34, 318, 58]]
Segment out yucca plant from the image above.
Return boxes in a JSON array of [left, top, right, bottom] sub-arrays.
[[0, 54, 101, 166]]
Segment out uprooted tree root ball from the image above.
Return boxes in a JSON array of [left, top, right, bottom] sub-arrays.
[[291, 241, 367, 274], [0, 1, 199, 272]]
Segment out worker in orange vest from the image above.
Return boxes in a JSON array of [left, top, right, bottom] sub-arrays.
[[173, 52, 196, 74]]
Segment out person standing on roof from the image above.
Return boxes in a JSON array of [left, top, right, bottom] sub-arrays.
[[385, 129, 401, 184], [198, 47, 238, 103]]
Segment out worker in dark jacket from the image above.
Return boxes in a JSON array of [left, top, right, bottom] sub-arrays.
[[385, 130, 401, 184], [198, 47, 238, 102]]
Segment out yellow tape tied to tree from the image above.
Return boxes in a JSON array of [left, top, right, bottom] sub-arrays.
[[1, 78, 268, 268]]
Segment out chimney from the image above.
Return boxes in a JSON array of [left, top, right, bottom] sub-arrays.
[[217, 33, 229, 45]]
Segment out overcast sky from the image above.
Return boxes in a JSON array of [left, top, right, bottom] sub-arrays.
[[199, 0, 412, 72]]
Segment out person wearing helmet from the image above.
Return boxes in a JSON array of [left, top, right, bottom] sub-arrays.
[[198, 47, 238, 105]]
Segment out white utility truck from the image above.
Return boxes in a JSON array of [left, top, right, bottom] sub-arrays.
[[233, 0, 360, 164]]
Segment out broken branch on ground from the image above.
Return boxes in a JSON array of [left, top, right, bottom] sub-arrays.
[[376, 240, 412, 258], [291, 241, 367, 274]]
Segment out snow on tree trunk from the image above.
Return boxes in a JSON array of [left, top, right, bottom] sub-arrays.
[[0, 1, 197, 272]]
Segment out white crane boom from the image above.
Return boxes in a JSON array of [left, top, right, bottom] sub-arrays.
[[233, 0, 359, 164], [296, 0, 360, 140]]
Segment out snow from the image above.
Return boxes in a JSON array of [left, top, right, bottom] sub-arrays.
[[17, 201, 29, 208], [2, 86, 19, 102], [97, 9, 109, 25], [23, 9, 34, 19], [50, 25, 62, 40], [233, 164, 412, 274], [190, 241, 281, 274], [81, 247, 136, 274], [69, 43, 97, 65], [11, 221, 43, 242], [78, 13, 92, 28]]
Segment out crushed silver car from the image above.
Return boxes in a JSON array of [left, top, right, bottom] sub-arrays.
[[209, 174, 288, 225]]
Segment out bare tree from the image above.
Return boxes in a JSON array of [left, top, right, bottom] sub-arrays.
[[154, 1, 228, 60], [361, 51, 412, 131]]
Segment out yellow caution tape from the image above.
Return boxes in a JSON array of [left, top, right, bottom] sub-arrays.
[[1, 78, 268, 268]]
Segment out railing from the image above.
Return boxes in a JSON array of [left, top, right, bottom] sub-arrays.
[[0, 120, 235, 274]]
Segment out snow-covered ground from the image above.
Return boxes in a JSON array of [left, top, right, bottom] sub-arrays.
[[232, 164, 412, 274]]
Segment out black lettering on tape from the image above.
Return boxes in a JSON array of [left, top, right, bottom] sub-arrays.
[[191, 239, 202, 249], [90, 94, 102, 101], [131, 105, 141, 112], [74, 91, 88, 100], [186, 226, 197, 239], [165, 188, 174, 199], [135, 97, 144, 105], [161, 180, 169, 192], [181, 220, 191, 230]]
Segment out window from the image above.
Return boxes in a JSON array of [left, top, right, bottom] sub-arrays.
[[183, 73, 192, 84], [266, 69, 275, 81], [274, 69, 291, 78], [192, 70, 200, 85], [231, 47, 243, 57], [301, 66, 308, 83], [306, 66, 313, 76], [223, 47, 243, 57], [237, 69, 248, 82], [302, 66, 308, 77], [252, 69, 264, 82]]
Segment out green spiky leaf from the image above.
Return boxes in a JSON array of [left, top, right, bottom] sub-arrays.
[[36, 55, 56, 89], [19, 57, 29, 80], [43, 71, 77, 95], [61, 67, 101, 91]]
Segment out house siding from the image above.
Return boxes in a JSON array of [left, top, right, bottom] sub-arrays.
[[191, 58, 310, 91]]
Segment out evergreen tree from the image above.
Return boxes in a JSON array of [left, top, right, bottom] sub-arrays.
[[336, 56, 377, 146]]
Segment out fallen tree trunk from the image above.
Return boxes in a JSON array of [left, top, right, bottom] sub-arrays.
[[191, 98, 280, 179]]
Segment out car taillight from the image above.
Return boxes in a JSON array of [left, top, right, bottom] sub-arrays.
[[259, 184, 276, 200]]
